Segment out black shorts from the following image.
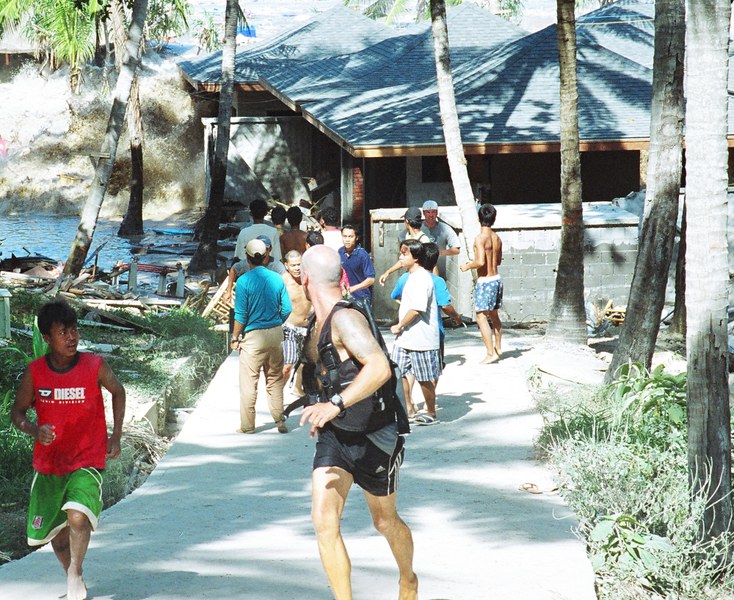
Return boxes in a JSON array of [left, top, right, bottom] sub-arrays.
[[313, 426, 404, 497]]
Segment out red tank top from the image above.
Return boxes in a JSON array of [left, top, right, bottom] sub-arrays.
[[29, 352, 107, 475]]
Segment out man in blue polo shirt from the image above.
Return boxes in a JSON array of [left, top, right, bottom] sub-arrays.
[[339, 223, 376, 306], [231, 238, 291, 434]]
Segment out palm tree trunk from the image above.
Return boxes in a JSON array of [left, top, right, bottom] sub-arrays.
[[605, 0, 685, 382], [189, 0, 239, 273], [669, 203, 686, 335], [62, 0, 149, 278], [546, 0, 586, 345], [109, 0, 145, 237], [428, 0, 479, 256], [685, 0, 732, 542], [118, 76, 145, 236]]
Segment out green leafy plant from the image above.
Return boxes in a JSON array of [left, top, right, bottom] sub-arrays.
[[192, 10, 220, 53], [590, 513, 674, 595], [145, 0, 190, 51], [611, 362, 687, 450]]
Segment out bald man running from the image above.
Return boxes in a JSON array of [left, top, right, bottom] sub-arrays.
[[299, 245, 418, 600]]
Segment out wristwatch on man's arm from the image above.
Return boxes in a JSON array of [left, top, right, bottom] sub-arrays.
[[329, 393, 346, 413]]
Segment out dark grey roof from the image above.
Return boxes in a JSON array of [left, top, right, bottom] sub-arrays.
[[181, 1, 666, 151], [259, 2, 652, 151], [178, 6, 400, 88], [258, 3, 528, 150], [576, 0, 655, 70]]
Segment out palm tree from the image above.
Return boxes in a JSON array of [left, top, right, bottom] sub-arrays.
[[428, 0, 479, 252], [605, 0, 685, 381], [63, 0, 149, 279], [188, 0, 239, 273], [0, 0, 102, 92], [109, 0, 146, 237], [545, 0, 585, 345], [684, 0, 732, 542]]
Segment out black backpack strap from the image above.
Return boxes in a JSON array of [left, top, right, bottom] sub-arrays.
[[336, 299, 411, 436]]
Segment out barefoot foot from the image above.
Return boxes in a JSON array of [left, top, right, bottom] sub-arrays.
[[480, 354, 499, 365], [67, 574, 87, 600], [398, 573, 419, 600]]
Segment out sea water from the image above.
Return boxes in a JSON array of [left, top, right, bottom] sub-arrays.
[[0, 214, 138, 271]]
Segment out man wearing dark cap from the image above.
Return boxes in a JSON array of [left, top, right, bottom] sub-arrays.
[[379, 207, 431, 286], [231, 238, 291, 434]]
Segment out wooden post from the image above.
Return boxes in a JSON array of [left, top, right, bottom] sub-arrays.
[[175, 263, 185, 297], [0, 288, 12, 339], [157, 271, 167, 295], [129, 258, 138, 291]]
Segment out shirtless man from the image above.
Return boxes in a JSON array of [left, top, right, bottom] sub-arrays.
[[299, 245, 418, 600], [280, 206, 308, 256], [281, 250, 312, 389], [460, 203, 503, 364]]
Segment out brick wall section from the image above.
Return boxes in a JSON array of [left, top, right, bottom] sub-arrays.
[[498, 226, 637, 323], [351, 165, 364, 222]]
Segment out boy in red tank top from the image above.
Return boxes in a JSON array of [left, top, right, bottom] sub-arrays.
[[11, 300, 126, 600]]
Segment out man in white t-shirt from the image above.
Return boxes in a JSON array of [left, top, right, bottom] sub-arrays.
[[390, 239, 441, 426], [234, 199, 282, 261]]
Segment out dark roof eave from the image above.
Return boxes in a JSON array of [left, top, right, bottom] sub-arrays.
[[177, 65, 267, 93], [348, 138, 652, 158]]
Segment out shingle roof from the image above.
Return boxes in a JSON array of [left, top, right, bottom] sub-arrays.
[[257, 3, 652, 151], [257, 4, 528, 150], [177, 6, 400, 88], [576, 0, 655, 70], [179, 1, 661, 152]]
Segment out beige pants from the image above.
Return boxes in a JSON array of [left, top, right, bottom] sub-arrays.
[[238, 325, 285, 431]]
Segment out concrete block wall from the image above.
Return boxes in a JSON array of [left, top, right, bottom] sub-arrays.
[[370, 203, 640, 324]]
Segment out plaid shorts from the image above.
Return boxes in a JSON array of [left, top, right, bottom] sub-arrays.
[[282, 322, 307, 365], [390, 345, 442, 382]]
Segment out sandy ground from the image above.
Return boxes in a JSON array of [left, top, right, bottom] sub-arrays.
[[0, 326, 597, 599]]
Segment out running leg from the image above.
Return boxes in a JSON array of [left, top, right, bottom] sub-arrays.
[[364, 491, 418, 600], [65, 509, 91, 600], [312, 466, 354, 600]]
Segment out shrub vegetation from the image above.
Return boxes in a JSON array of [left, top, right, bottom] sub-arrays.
[[534, 362, 734, 599]]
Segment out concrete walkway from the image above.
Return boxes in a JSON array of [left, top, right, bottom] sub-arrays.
[[0, 327, 596, 600]]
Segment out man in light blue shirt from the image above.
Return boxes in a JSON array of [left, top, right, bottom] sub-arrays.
[[231, 238, 292, 434]]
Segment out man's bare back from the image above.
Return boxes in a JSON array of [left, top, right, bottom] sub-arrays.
[[280, 229, 308, 256], [474, 227, 502, 278]]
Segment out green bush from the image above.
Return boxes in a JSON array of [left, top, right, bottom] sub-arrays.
[[536, 363, 734, 598]]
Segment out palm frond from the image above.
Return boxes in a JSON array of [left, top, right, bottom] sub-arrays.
[[41, 0, 95, 69], [0, 0, 35, 28]]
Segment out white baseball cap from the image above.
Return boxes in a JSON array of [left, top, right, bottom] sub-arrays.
[[245, 239, 267, 258], [422, 200, 439, 210]]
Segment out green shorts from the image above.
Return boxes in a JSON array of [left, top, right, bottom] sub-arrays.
[[27, 467, 105, 547]]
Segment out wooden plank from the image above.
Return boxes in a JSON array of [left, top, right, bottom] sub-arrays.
[[61, 294, 159, 334], [202, 277, 232, 324]]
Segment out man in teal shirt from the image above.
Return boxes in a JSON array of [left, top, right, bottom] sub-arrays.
[[231, 238, 292, 434]]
